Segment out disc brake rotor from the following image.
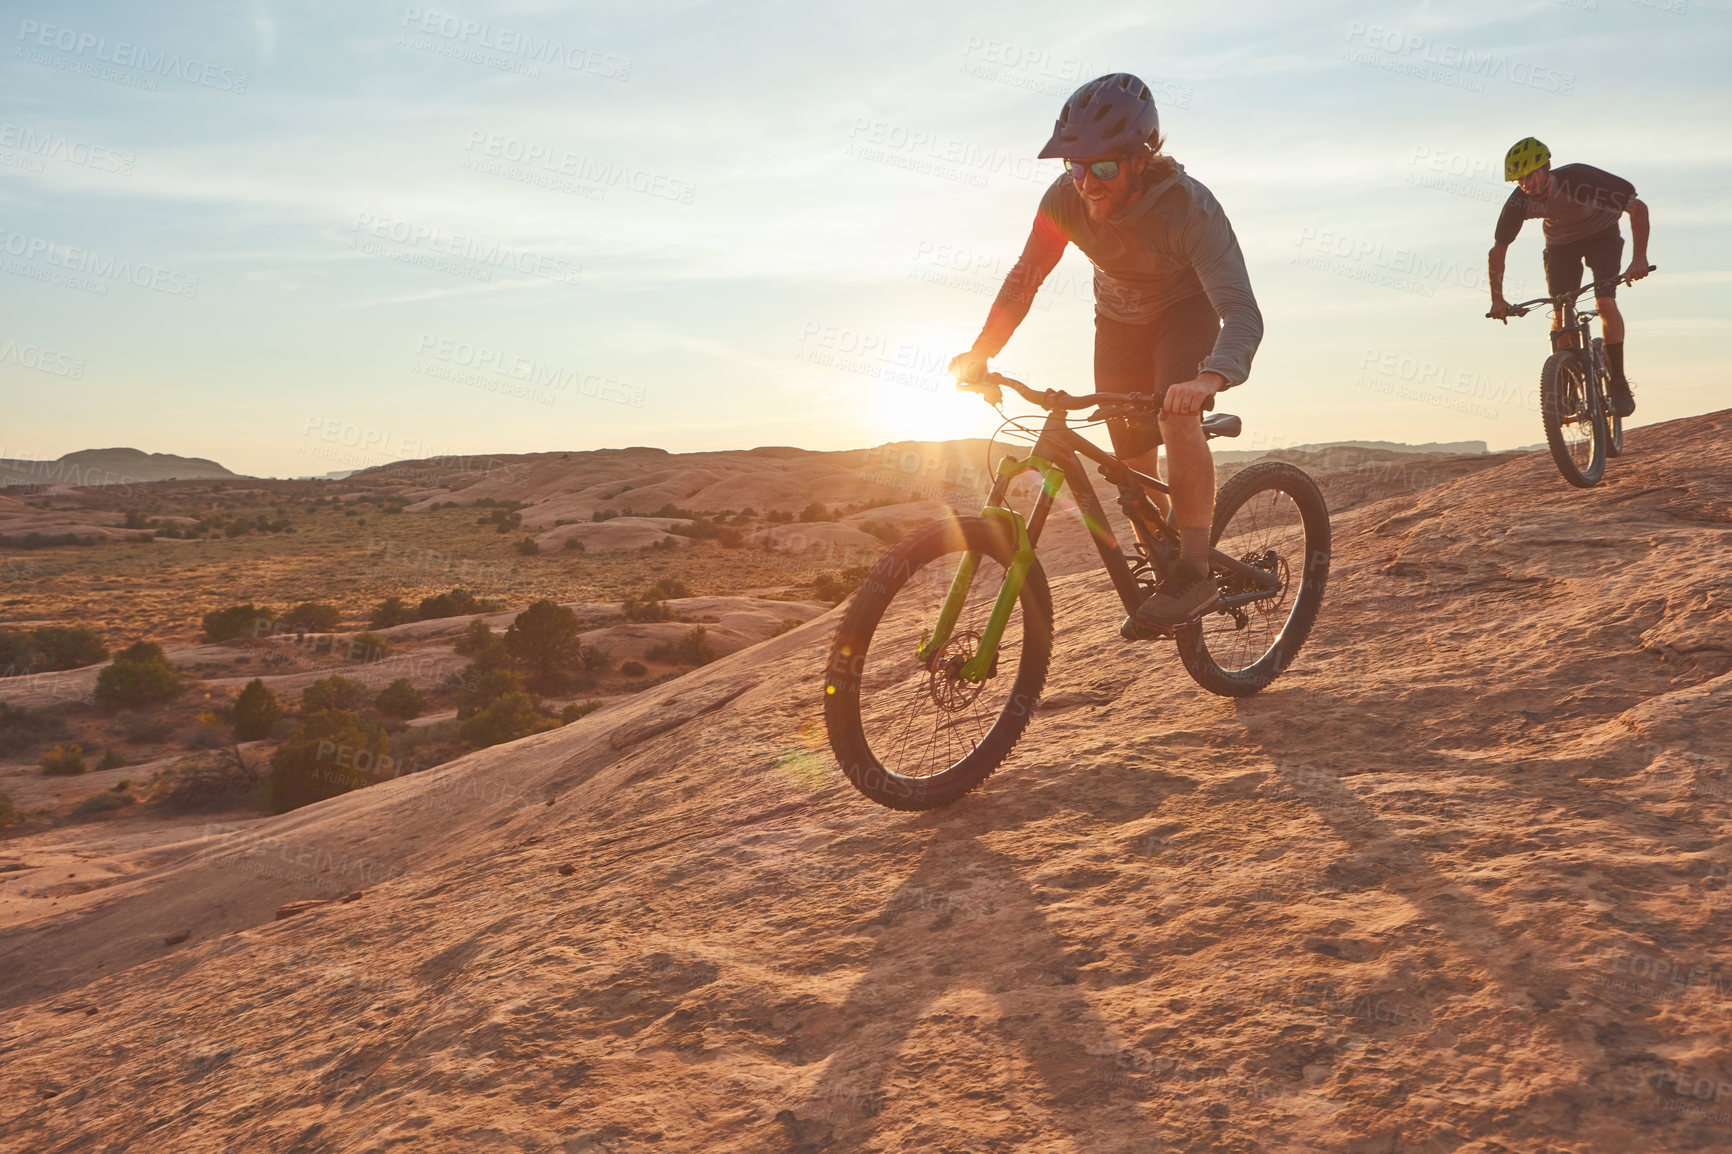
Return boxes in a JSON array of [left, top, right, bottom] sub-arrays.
[[927, 630, 987, 711], [1251, 551, 1290, 617]]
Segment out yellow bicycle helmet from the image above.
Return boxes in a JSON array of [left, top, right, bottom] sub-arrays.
[[1505, 137, 1551, 181]]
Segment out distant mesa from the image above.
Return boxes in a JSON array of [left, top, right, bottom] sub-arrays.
[[0, 447, 238, 488], [1214, 439, 1489, 463]]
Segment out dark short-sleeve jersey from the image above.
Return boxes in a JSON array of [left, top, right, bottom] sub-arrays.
[[1495, 163, 1636, 248]]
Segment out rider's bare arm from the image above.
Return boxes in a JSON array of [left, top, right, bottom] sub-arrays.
[[969, 214, 1067, 359], [1625, 197, 1651, 280], [1487, 242, 1510, 315]]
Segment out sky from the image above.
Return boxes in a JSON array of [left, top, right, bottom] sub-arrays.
[[1, 0, 1727, 477]]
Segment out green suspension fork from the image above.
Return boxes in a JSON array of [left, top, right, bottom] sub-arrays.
[[915, 457, 1065, 680]]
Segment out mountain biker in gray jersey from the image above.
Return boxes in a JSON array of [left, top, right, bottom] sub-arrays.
[[948, 73, 1264, 631], [1488, 137, 1651, 418]]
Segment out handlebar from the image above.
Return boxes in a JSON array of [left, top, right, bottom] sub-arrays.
[[957, 371, 1160, 414], [1488, 264, 1656, 320]]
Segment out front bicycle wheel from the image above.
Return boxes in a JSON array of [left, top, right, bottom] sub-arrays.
[[824, 516, 1052, 810], [1541, 350, 1607, 487], [1176, 462, 1331, 698]]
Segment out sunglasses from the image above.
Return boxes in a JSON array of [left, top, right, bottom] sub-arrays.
[[1065, 158, 1123, 181]]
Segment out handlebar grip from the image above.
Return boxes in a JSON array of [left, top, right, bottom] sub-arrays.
[[958, 379, 1002, 405]]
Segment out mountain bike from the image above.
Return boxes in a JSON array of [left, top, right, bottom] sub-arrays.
[[1491, 265, 1654, 488], [823, 372, 1331, 811]]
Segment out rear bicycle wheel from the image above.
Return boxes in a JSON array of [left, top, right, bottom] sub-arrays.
[[1176, 462, 1331, 698], [1541, 350, 1607, 486], [824, 516, 1053, 810]]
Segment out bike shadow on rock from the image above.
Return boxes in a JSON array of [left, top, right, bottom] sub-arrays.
[[1227, 681, 1690, 1139], [782, 804, 1194, 1152]]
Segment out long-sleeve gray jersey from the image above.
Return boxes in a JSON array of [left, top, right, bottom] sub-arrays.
[[1031, 161, 1264, 386]]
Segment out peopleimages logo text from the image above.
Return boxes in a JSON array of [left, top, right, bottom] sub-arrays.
[[16, 20, 250, 93], [399, 7, 631, 80], [0, 228, 200, 298], [350, 213, 582, 286]]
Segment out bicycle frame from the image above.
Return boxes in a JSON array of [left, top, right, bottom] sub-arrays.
[[1501, 265, 1655, 402], [917, 406, 1281, 681]]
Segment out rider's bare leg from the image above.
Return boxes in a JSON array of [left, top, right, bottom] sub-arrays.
[[1159, 411, 1215, 578], [1598, 296, 1625, 343], [1125, 445, 1172, 523], [1550, 307, 1577, 351]]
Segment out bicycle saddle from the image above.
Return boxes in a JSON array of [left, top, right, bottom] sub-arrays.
[[1202, 413, 1241, 439]]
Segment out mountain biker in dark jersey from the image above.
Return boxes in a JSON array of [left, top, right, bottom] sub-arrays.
[[1488, 137, 1650, 417], [947, 73, 1264, 631]]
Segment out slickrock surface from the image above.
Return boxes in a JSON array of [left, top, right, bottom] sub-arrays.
[[1, 412, 1728, 1153]]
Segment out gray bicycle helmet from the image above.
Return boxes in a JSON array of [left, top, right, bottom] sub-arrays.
[[1037, 73, 1159, 159]]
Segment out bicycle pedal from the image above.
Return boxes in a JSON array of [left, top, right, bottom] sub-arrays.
[[1120, 615, 1173, 642]]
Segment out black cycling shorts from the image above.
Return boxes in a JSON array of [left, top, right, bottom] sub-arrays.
[[1544, 226, 1624, 301], [1093, 292, 1221, 459]]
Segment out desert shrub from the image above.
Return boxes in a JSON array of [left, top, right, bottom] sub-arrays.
[[459, 691, 556, 748], [457, 668, 525, 718], [766, 509, 794, 524], [591, 509, 619, 521], [0, 793, 16, 828], [115, 641, 167, 666], [281, 602, 342, 633], [35, 626, 109, 669], [622, 579, 688, 623], [203, 603, 275, 642], [0, 630, 32, 674], [301, 675, 368, 713], [772, 617, 804, 637], [646, 626, 715, 667], [41, 743, 86, 775], [798, 502, 832, 523], [233, 679, 283, 741], [504, 600, 582, 691], [375, 678, 425, 720], [860, 520, 903, 545], [561, 700, 604, 723], [0, 701, 68, 756], [514, 536, 540, 555], [149, 750, 258, 813], [563, 537, 586, 551], [95, 644, 182, 710], [97, 748, 126, 770], [622, 593, 672, 623], [454, 619, 495, 656], [460, 637, 511, 676], [0, 532, 98, 547], [620, 660, 647, 677], [186, 711, 231, 750], [369, 595, 416, 628], [418, 588, 484, 620], [812, 566, 871, 605], [344, 631, 392, 663], [7, 626, 109, 672], [716, 527, 744, 548], [75, 785, 135, 815], [267, 710, 390, 813], [580, 644, 609, 672]]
